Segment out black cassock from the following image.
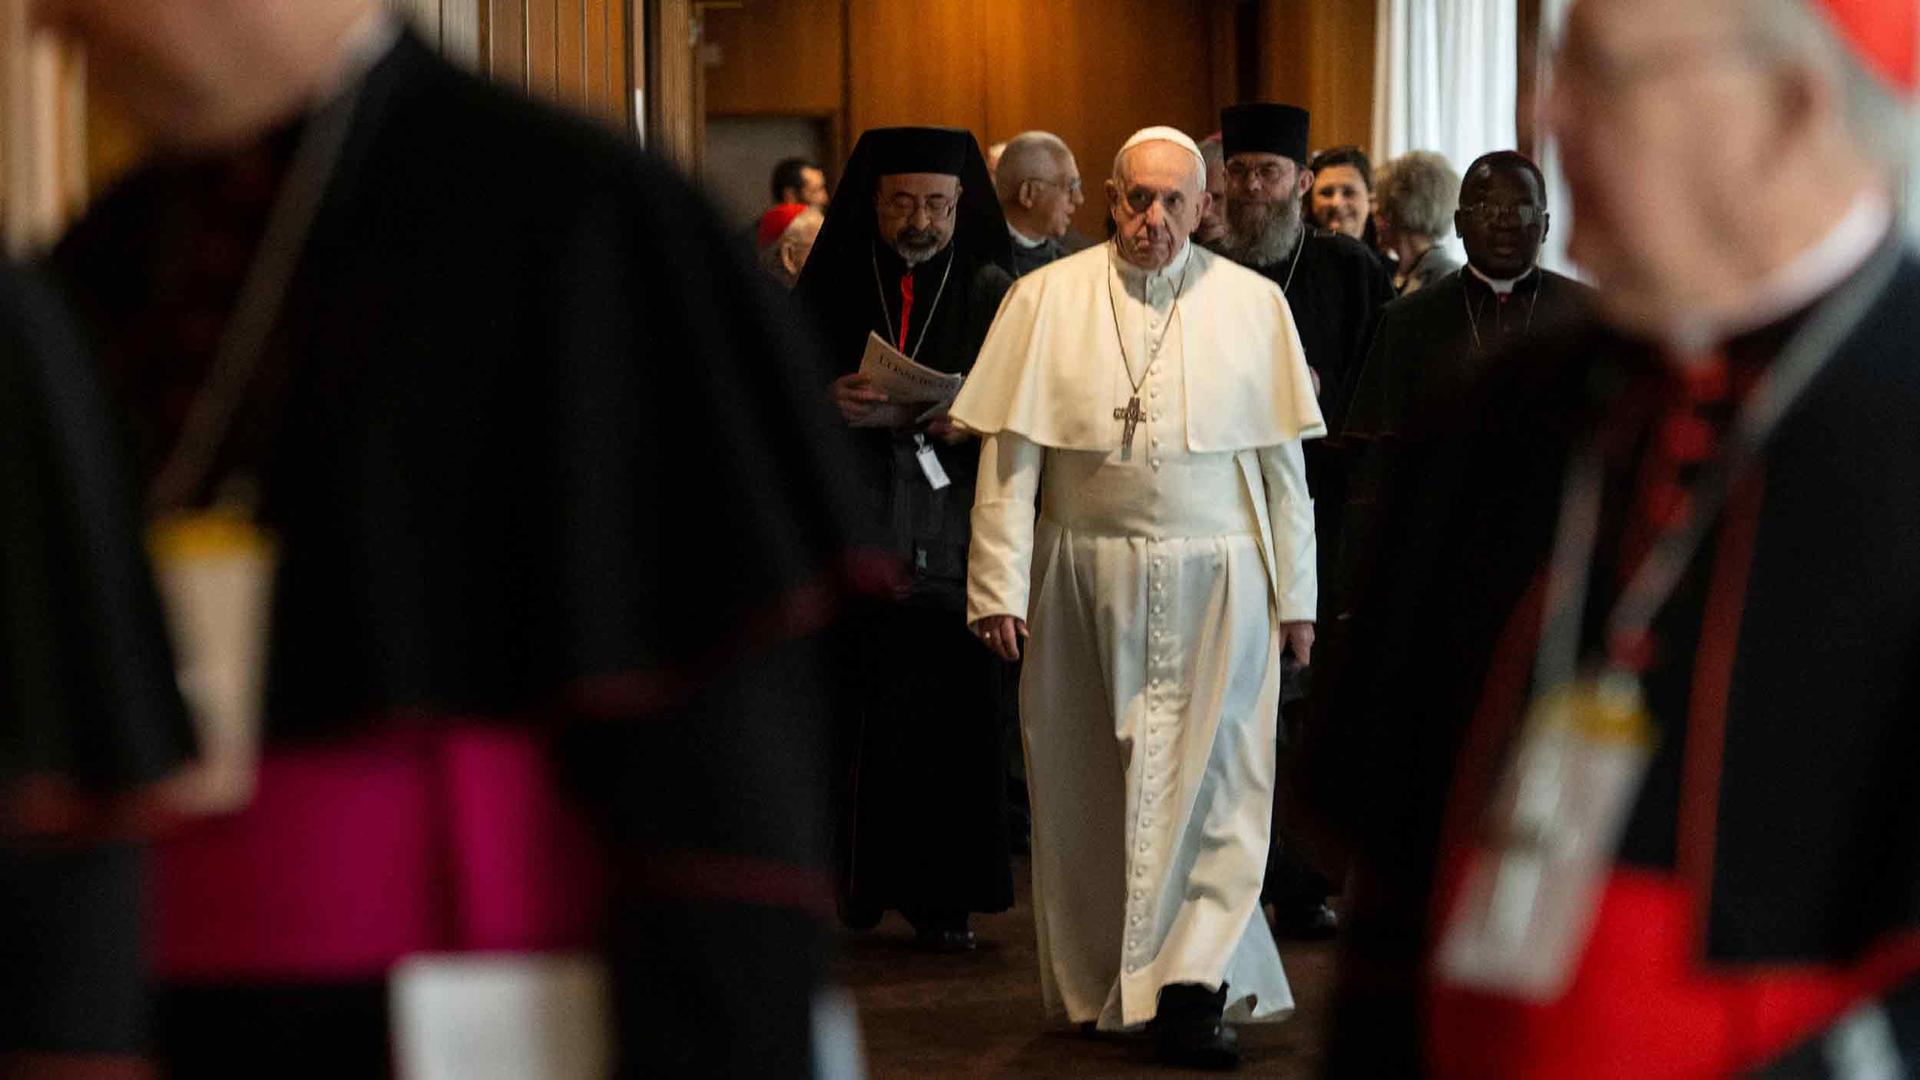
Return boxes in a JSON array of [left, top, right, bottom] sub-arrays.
[[0, 265, 191, 1064], [1235, 227, 1391, 912], [1316, 245, 1920, 1077], [799, 234, 1017, 924], [1340, 266, 1594, 589], [1248, 226, 1396, 440], [55, 30, 867, 1078]]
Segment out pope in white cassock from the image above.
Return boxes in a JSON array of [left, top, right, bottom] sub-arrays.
[[950, 126, 1323, 1070]]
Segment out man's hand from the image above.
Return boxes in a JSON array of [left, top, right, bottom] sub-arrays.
[[925, 412, 972, 445], [831, 373, 888, 425], [972, 614, 1029, 662], [1308, 367, 1323, 396], [1282, 621, 1315, 666]]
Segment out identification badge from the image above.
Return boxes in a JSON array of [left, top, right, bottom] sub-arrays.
[[391, 954, 611, 1080], [914, 435, 951, 490], [148, 512, 278, 815], [1436, 671, 1654, 1000]]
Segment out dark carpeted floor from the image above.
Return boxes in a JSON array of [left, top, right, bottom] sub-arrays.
[[839, 857, 1336, 1078]]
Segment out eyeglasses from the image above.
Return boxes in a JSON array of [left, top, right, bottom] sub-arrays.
[[1031, 177, 1083, 196], [1225, 160, 1291, 186], [1459, 203, 1546, 228], [879, 194, 956, 221]]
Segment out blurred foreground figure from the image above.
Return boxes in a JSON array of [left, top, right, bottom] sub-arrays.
[[41, 1, 869, 1075], [954, 127, 1322, 1070], [1324, 0, 1920, 1075], [796, 128, 1016, 952], [0, 265, 191, 1078]]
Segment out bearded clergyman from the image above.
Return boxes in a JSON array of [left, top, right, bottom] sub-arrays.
[[952, 126, 1322, 1070]]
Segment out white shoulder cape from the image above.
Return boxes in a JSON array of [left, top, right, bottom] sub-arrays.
[[950, 243, 1326, 452]]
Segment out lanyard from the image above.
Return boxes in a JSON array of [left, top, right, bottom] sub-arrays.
[[146, 62, 372, 515], [1531, 236, 1902, 694]]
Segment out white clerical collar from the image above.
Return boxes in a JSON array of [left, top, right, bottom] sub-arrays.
[[1466, 263, 1532, 296], [1109, 238, 1195, 285], [1008, 224, 1047, 249], [1664, 192, 1892, 354]]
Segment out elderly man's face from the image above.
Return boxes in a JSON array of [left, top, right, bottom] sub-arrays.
[[1457, 165, 1549, 280], [1106, 141, 1209, 271], [1196, 158, 1228, 245], [1030, 152, 1084, 239], [1549, 0, 1778, 328], [1224, 152, 1310, 242], [875, 173, 961, 266]]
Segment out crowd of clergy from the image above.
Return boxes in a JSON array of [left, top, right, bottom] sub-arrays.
[[2, 0, 1918, 1077]]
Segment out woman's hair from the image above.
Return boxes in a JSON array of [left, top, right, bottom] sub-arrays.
[[1307, 145, 1374, 190], [1373, 150, 1460, 240]]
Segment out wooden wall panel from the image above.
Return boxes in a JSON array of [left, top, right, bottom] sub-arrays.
[[608, 0, 630, 131], [585, 0, 610, 117], [1259, 0, 1376, 156], [702, 0, 842, 117], [489, 0, 528, 88], [980, 0, 1216, 237], [647, 0, 701, 168], [2, 0, 87, 253], [846, 0, 988, 137], [527, 0, 558, 98], [556, 0, 586, 106]]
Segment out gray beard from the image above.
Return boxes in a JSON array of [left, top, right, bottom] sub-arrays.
[[1218, 198, 1303, 269]]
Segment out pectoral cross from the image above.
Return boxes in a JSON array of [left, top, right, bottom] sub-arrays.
[[1114, 396, 1146, 459]]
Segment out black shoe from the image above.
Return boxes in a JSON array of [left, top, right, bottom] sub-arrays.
[[1272, 900, 1339, 941], [912, 925, 978, 952], [1155, 1021, 1241, 1071], [1149, 983, 1241, 1070], [907, 913, 978, 952]]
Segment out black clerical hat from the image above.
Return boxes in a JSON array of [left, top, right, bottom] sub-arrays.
[[1220, 103, 1311, 165], [865, 126, 971, 177]]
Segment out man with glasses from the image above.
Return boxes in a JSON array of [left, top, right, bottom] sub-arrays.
[[1325, 1, 1920, 1075], [955, 126, 1322, 1069], [1345, 150, 1590, 451], [796, 127, 1017, 953], [1326, 147, 1591, 1077], [1216, 104, 1393, 439], [995, 130, 1087, 277]]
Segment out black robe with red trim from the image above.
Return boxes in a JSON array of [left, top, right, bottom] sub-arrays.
[[1313, 248, 1920, 1076], [53, 30, 870, 1077]]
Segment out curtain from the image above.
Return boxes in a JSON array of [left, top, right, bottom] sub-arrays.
[[1535, 0, 1576, 273], [1371, 0, 1518, 180]]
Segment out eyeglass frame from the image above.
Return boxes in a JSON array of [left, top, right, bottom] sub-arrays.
[[1223, 158, 1298, 187], [1026, 176, 1084, 197], [877, 193, 959, 222], [1457, 202, 1549, 228]]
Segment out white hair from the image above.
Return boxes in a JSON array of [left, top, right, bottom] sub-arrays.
[[1744, 0, 1914, 167], [994, 131, 1074, 202], [1111, 127, 1206, 191]]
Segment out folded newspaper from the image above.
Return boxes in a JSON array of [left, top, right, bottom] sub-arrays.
[[851, 331, 964, 429]]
